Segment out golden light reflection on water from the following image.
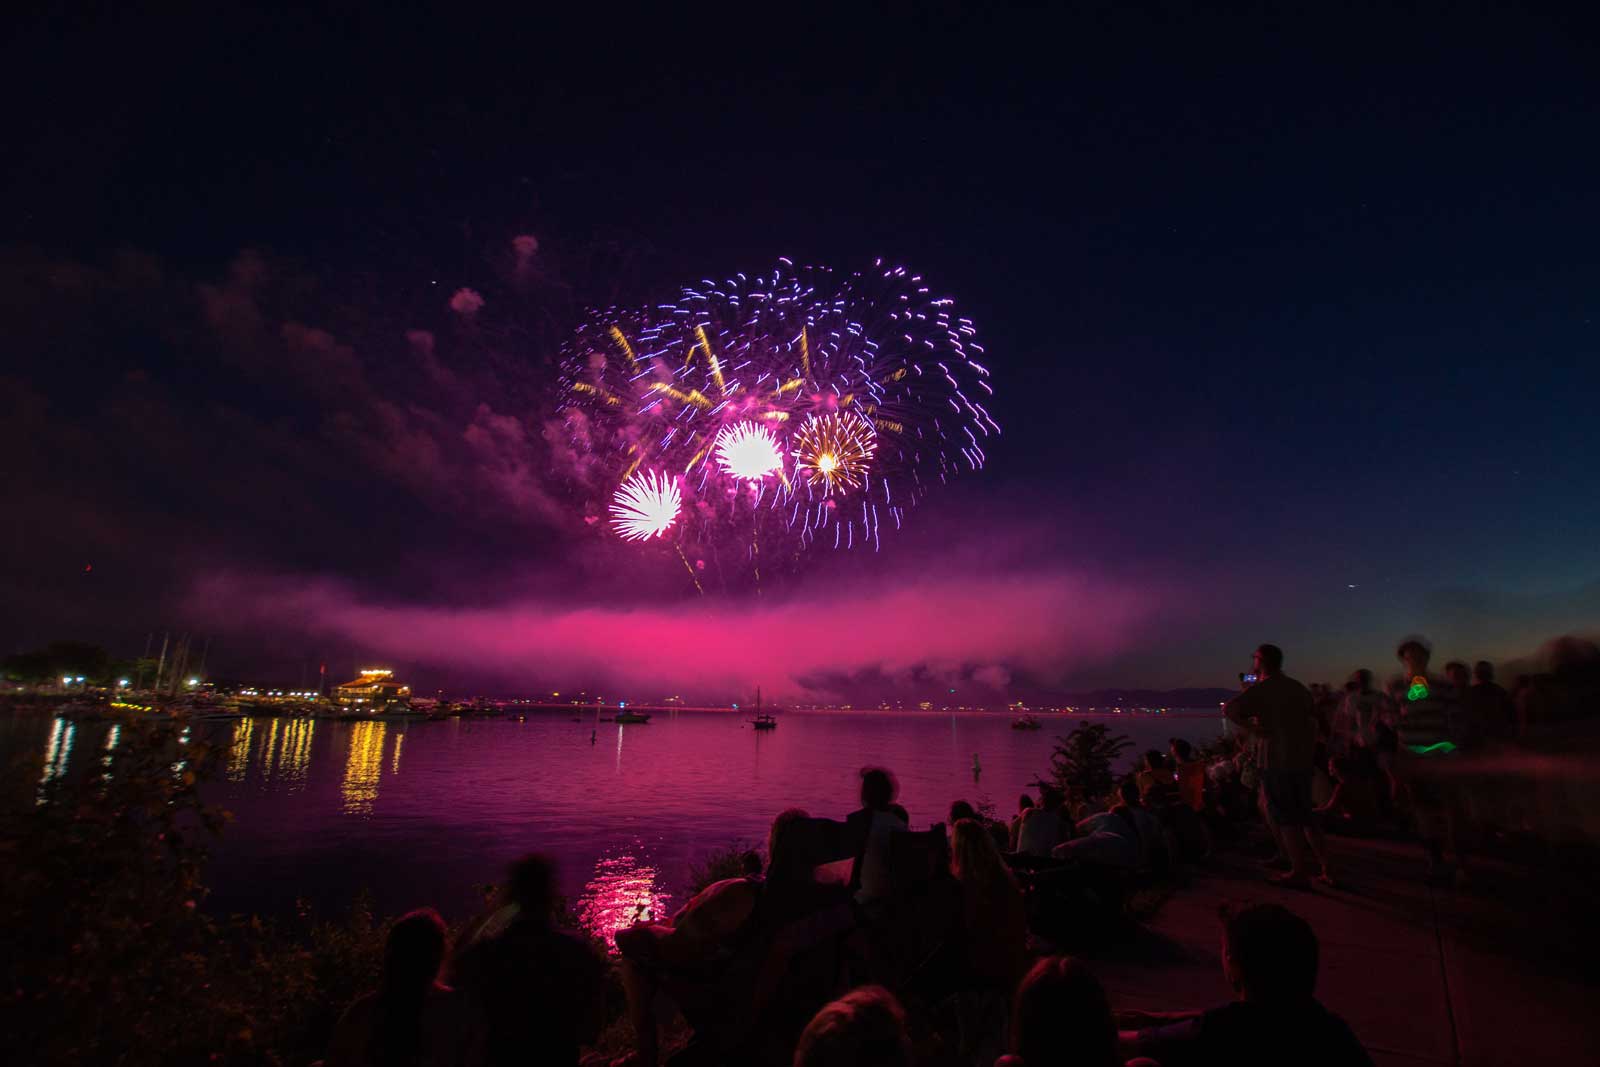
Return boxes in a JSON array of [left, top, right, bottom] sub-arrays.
[[341, 719, 388, 815], [38, 717, 75, 803], [261, 718, 281, 779], [391, 730, 405, 776], [576, 854, 672, 951], [102, 724, 121, 774], [276, 718, 315, 787], [228, 717, 254, 782]]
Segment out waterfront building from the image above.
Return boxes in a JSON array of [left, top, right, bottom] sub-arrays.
[[334, 668, 412, 710]]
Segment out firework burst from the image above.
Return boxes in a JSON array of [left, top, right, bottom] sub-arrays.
[[610, 470, 682, 542], [560, 259, 996, 583], [793, 412, 876, 494], [714, 422, 785, 482]]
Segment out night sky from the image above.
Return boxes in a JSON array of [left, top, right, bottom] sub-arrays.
[[4, 4, 1597, 699]]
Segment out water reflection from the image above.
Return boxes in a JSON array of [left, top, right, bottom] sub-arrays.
[[228, 717, 254, 782], [38, 717, 75, 803], [102, 723, 121, 774], [576, 853, 671, 951], [276, 718, 315, 788], [390, 730, 405, 776], [261, 719, 281, 779], [341, 719, 389, 815]]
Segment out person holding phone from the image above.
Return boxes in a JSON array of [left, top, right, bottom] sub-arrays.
[[1223, 644, 1333, 887]]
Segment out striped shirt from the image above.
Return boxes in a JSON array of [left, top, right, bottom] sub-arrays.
[[1396, 675, 1458, 753]]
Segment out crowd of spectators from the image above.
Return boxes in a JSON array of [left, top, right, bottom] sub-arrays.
[[324, 630, 1600, 1067]]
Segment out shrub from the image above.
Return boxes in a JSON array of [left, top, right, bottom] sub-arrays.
[[1045, 722, 1132, 806]]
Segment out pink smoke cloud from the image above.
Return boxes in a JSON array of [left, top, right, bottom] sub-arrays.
[[187, 567, 1155, 701], [449, 287, 485, 315]]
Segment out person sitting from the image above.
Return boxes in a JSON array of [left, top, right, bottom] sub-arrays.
[[1117, 903, 1372, 1066], [850, 768, 911, 906], [1136, 750, 1179, 807], [995, 955, 1121, 1067], [1052, 778, 1166, 873], [1015, 786, 1068, 858], [1169, 738, 1206, 812], [950, 818, 1030, 992], [951, 797, 1012, 853], [794, 986, 914, 1067], [1144, 746, 1211, 863], [1315, 756, 1379, 835], [1007, 793, 1034, 852], [328, 908, 484, 1067], [618, 809, 854, 1066], [453, 856, 603, 1067]]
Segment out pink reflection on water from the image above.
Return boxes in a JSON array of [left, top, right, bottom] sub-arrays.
[[576, 853, 671, 951]]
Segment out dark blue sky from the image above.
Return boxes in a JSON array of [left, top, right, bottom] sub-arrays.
[[3, 3, 1596, 693]]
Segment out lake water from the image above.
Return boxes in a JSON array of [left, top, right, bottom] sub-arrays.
[[7, 708, 1221, 944]]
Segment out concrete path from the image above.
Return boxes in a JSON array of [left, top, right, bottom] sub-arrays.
[[1082, 834, 1599, 1065]]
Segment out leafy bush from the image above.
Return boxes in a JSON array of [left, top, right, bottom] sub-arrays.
[[1045, 722, 1133, 805], [0, 717, 396, 1066], [685, 841, 759, 895]]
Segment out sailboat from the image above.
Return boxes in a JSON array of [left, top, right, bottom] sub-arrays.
[[613, 703, 651, 724], [749, 686, 777, 730]]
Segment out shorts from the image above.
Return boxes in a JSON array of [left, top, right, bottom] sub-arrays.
[[1262, 768, 1315, 827]]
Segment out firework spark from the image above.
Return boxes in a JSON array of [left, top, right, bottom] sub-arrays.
[[794, 412, 876, 494], [610, 471, 682, 542], [714, 422, 785, 481]]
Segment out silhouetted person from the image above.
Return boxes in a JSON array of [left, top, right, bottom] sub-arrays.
[[1467, 660, 1517, 743], [1444, 660, 1485, 749], [454, 855, 604, 1067], [1169, 737, 1206, 812], [1224, 644, 1332, 886], [1054, 777, 1166, 872], [950, 819, 1029, 992], [1394, 637, 1469, 883], [849, 767, 909, 905], [620, 809, 855, 1065], [950, 798, 979, 824], [1007, 793, 1034, 851], [1137, 749, 1178, 806], [794, 985, 913, 1067], [950, 797, 1010, 852], [1331, 669, 1388, 758], [1316, 756, 1379, 835], [997, 955, 1121, 1067], [1118, 903, 1371, 1066], [1015, 786, 1067, 857], [329, 908, 484, 1067]]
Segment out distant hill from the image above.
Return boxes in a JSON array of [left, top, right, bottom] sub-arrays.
[[1027, 687, 1234, 709]]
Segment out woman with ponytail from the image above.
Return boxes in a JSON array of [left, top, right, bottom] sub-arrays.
[[328, 908, 483, 1067]]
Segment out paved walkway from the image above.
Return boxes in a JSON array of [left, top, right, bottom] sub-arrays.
[[1085, 834, 1599, 1065]]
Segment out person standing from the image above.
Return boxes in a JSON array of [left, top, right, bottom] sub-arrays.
[[1330, 669, 1383, 758], [1393, 637, 1470, 884], [1224, 644, 1332, 887], [453, 855, 605, 1067], [328, 909, 484, 1067], [1467, 660, 1517, 744]]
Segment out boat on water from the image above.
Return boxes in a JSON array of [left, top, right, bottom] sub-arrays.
[[1011, 714, 1042, 730], [614, 710, 651, 724], [748, 687, 776, 729]]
